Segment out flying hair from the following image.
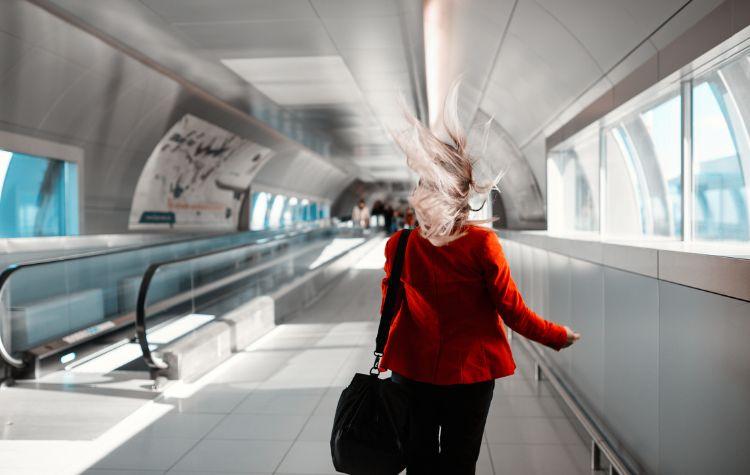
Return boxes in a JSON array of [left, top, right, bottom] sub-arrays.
[[393, 82, 504, 246]]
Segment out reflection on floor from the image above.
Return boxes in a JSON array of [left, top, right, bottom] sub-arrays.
[[0, 239, 589, 475]]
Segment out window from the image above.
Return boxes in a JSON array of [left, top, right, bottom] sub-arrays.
[[284, 197, 297, 226], [692, 63, 749, 241], [250, 192, 327, 229], [0, 149, 78, 237], [268, 194, 286, 228], [250, 191, 270, 230], [547, 129, 600, 234], [546, 43, 750, 246], [604, 92, 682, 239]]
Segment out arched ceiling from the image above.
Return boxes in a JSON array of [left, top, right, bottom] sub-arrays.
[[423, 0, 724, 227], [425, 0, 721, 148], [38, 0, 428, 183], [426, 0, 712, 149], [2, 0, 735, 232]]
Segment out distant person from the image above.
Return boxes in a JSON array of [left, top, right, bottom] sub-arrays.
[[384, 203, 395, 234], [371, 200, 385, 228], [403, 208, 416, 229], [378, 84, 581, 474], [351, 199, 370, 228]]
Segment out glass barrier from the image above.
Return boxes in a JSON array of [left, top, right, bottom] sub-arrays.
[[0, 226, 329, 359], [136, 230, 366, 362]]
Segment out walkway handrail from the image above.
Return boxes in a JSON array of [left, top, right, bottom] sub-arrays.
[[0, 227, 313, 370], [134, 229, 333, 370], [516, 335, 640, 475]]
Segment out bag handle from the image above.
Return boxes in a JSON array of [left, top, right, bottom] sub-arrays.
[[371, 229, 411, 375]]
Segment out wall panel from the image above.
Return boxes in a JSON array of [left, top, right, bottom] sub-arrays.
[[658, 281, 750, 474], [569, 258, 605, 417], [603, 268, 660, 473], [503, 234, 750, 473], [543, 251, 571, 375]]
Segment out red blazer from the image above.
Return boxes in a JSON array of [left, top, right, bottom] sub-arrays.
[[378, 226, 568, 385]]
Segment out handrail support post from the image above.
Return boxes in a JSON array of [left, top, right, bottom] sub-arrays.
[[591, 440, 603, 471], [534, 361, 544, 381]]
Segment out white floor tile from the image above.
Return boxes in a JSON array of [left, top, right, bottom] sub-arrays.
[[83, 470, 165, 475], [170, 439, 291, 473], [137, 412, 224, 439], [208, 413, 308, 440], [161, 383, 257, 414], [488, 443, 589, 475], [297, 414, 334, 442], [276, 441, 338, 474], [477, 442, 494, 475], [484, 417, 583, 445], [92, 436, 196, 471], [493, 377, 554, 397], [488, 395, 566, 418], [233, 389, 324, 415]]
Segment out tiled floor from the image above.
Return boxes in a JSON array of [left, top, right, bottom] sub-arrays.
[[1, 238, 590, 474]]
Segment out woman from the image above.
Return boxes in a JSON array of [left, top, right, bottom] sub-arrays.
[[378, 87, 580, 474], [351, 199, 370, 228]]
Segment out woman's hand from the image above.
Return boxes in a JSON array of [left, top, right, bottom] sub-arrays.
[[562, 326, 581, 348]]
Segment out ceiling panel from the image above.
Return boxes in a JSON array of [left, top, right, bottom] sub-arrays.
[[221, 56, 354, 83], [648, 0, 723, 50], [354, 72, 412, 92], [322, 16, 404, 49], [141, 0, 317, 23], [424, 0, 515, 129], [621, 0, 695, 38], [340, 48, 409, 74], [479, 0, 602, 144], [176, 19, 337, 56], [311, 0, 399, 19], [222, 56, 364, 105], [534, 0, 653, 71]]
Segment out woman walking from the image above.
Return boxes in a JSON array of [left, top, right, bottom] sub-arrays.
[[378, 87, 580, 474]]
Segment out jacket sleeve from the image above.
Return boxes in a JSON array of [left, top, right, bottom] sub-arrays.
[[480, 232, 568, 350]]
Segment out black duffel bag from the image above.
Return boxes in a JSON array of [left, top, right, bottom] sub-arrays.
[[331, 229, 412, 475]]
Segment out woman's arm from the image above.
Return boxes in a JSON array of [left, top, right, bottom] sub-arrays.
[[480, 232, 575, 350]]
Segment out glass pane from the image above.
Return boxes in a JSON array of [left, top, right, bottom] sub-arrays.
[[692, 64, 749, 241], [547, 130, 600, 234], [284, 197, 297, 226], [250, 192, 269, 231], [268, 195, 286, 228], [0, 149, 78, 237], [604, 92, 682, 239]]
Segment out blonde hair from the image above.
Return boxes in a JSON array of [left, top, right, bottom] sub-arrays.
[[394, 83, 500, 246]]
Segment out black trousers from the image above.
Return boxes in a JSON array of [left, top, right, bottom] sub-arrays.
[[392, 372, 495, 475]]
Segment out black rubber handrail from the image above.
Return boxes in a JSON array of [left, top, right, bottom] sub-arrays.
[[135, 228, 327, 370], [0, 227, 306, 369]]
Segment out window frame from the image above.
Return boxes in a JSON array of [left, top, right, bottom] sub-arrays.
[[547, 43, 750, 246], [0, 130, 84, 236]]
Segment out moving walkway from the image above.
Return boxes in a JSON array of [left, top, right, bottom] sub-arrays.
[[0, 225, 375, 382]]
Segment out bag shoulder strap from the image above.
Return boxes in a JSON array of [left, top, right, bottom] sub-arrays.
[[374, 229, 411, 358]]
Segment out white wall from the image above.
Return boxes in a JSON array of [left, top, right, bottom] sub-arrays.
[[502, 237, 750, 474]]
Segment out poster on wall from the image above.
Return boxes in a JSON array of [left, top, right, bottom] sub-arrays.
[[129, 114, 273, 230]]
